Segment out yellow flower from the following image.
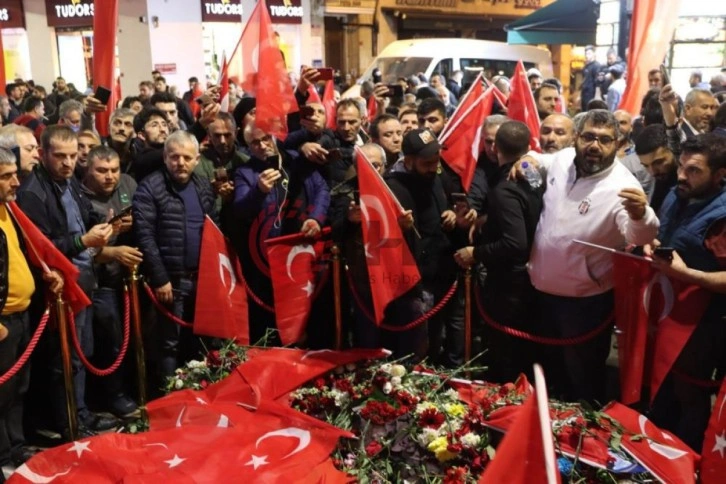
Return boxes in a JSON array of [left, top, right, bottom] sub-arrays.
[[444, 403, 466, 418], [427, 436, 457, 462]]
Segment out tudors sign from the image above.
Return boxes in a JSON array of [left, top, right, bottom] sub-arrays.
[[201, 0, 244, 23], [267, 0, 303, 25], [45, 0, 95, 28], [0, 0, 25, 29]]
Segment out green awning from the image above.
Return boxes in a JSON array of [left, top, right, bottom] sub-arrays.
[[505, 0, 600, 45]]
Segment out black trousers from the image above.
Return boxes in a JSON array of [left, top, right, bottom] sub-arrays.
[[0, 311, 30, 466]]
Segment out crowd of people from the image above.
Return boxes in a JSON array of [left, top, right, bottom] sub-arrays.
[[0, 50, 724, 480]]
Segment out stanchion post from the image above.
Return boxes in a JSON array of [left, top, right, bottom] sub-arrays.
[[331, 245, 343, 350], [56, 295, 78, 441], [464, 268, 472, 365], [128, 266, 148, 421]]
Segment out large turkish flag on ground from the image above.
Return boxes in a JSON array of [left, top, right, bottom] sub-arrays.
[[10, 401, 351, 483], [194, 217, 249, 343], [356, 148, 421, 324], [701, 378, 726, 484], [91, 0, 119, 137], [604, 402, 698, 484], [440, 87, 494, 191], [265, 229, 330, 345], [236, 0, 297, 140], [7, 202, 91, 314], [507, 61, 541, 152], [612, 253, 711, 403]]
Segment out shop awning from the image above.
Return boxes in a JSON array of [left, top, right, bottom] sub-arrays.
[[504, 0, 600, 45]]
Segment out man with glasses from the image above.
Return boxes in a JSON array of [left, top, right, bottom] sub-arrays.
[[525, 109, 659, 403]]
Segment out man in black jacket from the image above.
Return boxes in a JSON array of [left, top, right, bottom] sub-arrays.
[[0, 147, 63, 471], [129, 107, 170, 182], [454, 121, 544, 383], [133, 130, 217, 380], [17, 126, 118, 438], [581, 46, 601, 112]]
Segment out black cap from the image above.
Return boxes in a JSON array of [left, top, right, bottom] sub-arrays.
[[402, 128, 440, 158]]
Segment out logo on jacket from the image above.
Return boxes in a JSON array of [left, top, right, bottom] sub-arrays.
[[578, 197, 591, 215]]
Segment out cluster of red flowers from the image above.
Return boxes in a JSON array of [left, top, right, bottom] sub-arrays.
[[418, 408, 446, 428], [359, 400, 408, 425]]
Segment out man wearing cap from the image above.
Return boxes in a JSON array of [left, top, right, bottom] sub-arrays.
[[386, 129, 469, 366]]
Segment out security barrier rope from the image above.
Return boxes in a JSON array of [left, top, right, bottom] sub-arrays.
[[143, 283, 194, 328], [0, 309, 50, 386], [68, 289, 131, 376]]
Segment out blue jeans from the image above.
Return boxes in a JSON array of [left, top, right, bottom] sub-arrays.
[[0, 312, 30, 465]]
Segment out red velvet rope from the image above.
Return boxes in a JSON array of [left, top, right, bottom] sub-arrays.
[[345, 268, 459, 332], [143, 283, 194, 328], [0, 309, 50, 386], [671, 369, 723, 389], [473, 282, 613, 346], [67, 289, 131, 377]]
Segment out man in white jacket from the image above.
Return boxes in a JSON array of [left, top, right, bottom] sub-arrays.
[[527, 109, 659, 403]]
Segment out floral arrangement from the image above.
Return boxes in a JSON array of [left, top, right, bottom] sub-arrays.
[[164, 339, 248, 393]]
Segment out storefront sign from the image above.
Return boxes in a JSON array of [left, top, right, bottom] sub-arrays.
[[201, 0, 244, 22], [514, 0, 541, 8], [154, 63, 178, 76], [45, 0, 95, 28], [394, 0, 457, 7], [267, 0, 303, 25], [0, 0, 25, 29]]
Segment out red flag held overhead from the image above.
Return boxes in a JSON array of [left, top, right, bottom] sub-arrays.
[[91, 0, 119, 137], [322, 80, 337, 130], [194, 217, 249, 343], [507, 61, 541, 152], [218, 54, 230, 113]]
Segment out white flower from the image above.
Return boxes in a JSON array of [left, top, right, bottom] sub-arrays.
[[174, 378, 184, 390], [380, 363, 393, 374], [382, 382, 393, 394], [391, 376, 402, 387], [415, 401, 437, 415], [443, 388, 460, 400], [460, 432, 481, 448], [330, 389, 349, 407], [389, 365, 406, 377], [417, 427, 440, 446], [186, 359, 206, 369]]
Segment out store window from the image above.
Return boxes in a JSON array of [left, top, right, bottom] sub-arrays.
[[668, 14, 726, 95]]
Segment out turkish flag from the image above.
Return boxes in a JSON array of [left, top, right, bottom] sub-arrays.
[[612, 253, 711, 403], [439, 75, 483, 141], [322, 80, 337, 130], [306, 85, 321, 104], [507, 61, 541, 152], [265, 229, 330, 345], [479, 366, 561, 484], [367, 95, 377, 123], [440, 87, 494, 191], [701, 378, 726, 484], [356, 148, 421, 324], [11, 401, 351, 483], [618, 0, 681, 114], [6, 202, 91, 314], [194, 217, 249, 343], [91, 0, 119, 138], [218, 54, 230, 113], [604, 402, 699, 483], [237, 0, 298, 140], [612, 254, 653, 404]]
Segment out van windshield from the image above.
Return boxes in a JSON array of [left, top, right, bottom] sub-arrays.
[[361, 57, 434, 83]]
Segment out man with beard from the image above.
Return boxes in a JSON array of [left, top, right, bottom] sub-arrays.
[[615, 110, 654, 198], [386, 128, 469, 365], [129, 107, 170, 182], [133, 131, 217, 381], [398, 108, 418, 136], [534, 84, 559, 121], [645, 133, 726, 452], [634, 124, 677, 212], [540, 114, 575, 154], [526, 110, 659, 403], [107, 108, 136, 172], [370, 114, 403, 169], [233, 122, 329, 344], [678, 88, 717, 141], [74, 130, 101, 180], [138, 81, 154, 105]]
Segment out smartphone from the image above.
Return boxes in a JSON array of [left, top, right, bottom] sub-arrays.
[[195, 94, 214, 106], [94, 86, 112, 105], [108, 205, 133, 224], [654, 246, 674, 261], [327, 148, 342, 162], [372, 68, 382, 84], [659, 64, 671, 86], [213, 167, 228, 183], [383, 84, 404, 98], [451, 192, 470, 210], [265, 154, 281, 170], [300, 105, 316, 120], [317, 68, 334, 81]]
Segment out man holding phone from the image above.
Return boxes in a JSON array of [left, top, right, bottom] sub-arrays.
[[645, 133, 726, 452]]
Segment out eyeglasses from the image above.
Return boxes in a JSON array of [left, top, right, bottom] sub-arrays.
[[579, 132, 615, 146]]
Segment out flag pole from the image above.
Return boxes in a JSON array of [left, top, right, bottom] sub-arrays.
[[464, 268, 472, 373], [56, 294, 78, 441], [128, 266, 148, 421], [331, 245, 343, 350], [572, 239, 651, 261], [533, 364, 559, 484]]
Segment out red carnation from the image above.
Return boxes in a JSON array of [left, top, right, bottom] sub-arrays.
[[418, 408, 445, 429], [365, 441, 383, 457]]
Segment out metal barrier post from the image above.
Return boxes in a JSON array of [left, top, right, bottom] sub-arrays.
[[128, 266, 148, 421], [56, 295, 78, 440]]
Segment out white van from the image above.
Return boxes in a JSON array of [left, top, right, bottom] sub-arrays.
[[343, 38, 553, 98]]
